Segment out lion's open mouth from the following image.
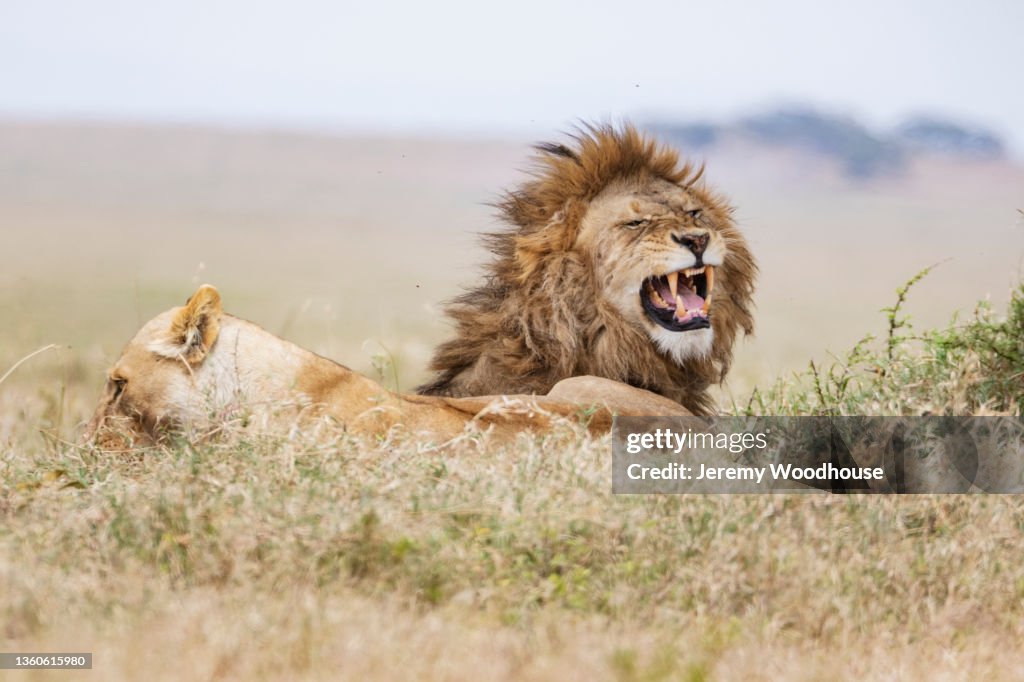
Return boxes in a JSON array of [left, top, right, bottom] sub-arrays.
[[640, 265, 714, 332]]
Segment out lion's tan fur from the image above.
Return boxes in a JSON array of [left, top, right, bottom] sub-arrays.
[[418, 125, 757, 415], [85, 285, 690, 450]]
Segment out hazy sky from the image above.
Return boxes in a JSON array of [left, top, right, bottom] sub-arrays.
[[4, 0, 1022, 148]]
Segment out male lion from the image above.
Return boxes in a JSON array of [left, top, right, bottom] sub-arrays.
[[84, 284, 689, 449], [418, 124, 756, 415]]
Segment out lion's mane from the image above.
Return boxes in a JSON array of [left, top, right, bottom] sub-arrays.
[[417, 125, 756, 415]]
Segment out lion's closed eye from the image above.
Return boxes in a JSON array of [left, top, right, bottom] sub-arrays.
[[111, 377, 127, 399]]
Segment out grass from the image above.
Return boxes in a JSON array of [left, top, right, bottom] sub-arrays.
[[741, 269, 1024, 417], [2, 278, 1024, 681]]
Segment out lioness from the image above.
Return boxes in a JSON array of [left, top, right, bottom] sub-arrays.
[[419, 124, 756, 415], [84, 284, 690, 449]]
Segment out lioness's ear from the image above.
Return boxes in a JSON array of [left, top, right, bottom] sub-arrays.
[[150, 284, 223, 364]]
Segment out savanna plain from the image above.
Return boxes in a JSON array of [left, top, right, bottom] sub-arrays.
[[2, 121, 1024, 680]]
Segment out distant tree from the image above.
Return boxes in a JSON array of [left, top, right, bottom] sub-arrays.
[[737, 108, 902, 178], [895, 117, 1005, 159]]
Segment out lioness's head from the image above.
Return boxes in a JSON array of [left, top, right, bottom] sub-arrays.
[[84, 284, 225, 448]]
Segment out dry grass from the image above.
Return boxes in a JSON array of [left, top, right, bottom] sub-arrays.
[[5, 414, 1024, 681], [3, 285, 1024, 681]]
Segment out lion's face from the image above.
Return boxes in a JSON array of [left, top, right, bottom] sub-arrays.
[[84, 312, 199, 448], [84, 285, 226, 448], [577, 176, 731, 363]]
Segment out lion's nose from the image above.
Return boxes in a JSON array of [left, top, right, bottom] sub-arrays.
[[671, 231, 709, 255]]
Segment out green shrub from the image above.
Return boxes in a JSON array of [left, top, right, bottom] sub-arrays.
[[740, 271, 1024, 416]]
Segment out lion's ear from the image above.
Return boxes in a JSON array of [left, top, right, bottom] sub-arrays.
[[150, 284, 223, 364]]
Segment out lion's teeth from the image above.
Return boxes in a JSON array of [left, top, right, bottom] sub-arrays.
[[667, 272, 678, 299], [705, 265, 714, 292], [675, 294, 686, 314], [702, 296, 711, 313]]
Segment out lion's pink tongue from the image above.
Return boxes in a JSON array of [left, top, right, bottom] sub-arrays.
[[656, 277, 702, 306], [674, 285, 705, 321], [671, 282, 704, 323], [653, 274, 707, 318], [680, 288, 704, 310]]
